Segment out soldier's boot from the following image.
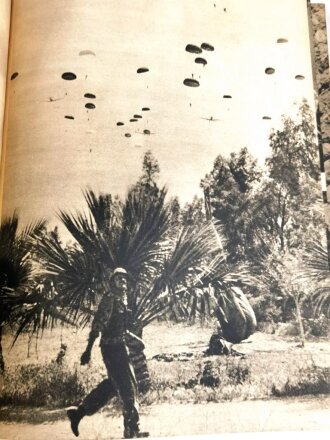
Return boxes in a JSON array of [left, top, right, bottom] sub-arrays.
[[123, 415, 149, 439], [67, 406, 86, 437], [123, 426, 150, 438]]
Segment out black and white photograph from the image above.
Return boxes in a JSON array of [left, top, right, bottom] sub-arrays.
[[0, 1, 329, 439]]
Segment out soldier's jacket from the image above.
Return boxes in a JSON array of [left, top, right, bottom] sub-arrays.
[[91, 292, 129, 345], [90, 292, 145, 349], [90, 290, 150, 393]]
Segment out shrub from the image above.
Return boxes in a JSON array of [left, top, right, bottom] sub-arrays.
[[304, 315, 330, 338], [0, 362, 86, 407], [271, 364, 330, 397], [226, 359, 250, 384]]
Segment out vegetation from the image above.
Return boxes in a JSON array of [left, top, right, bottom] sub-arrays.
[[0, 101, 329, 414], [0, 213, 46, 372], [0, 323, 329, 411]]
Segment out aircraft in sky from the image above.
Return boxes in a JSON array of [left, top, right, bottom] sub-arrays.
[[201, 116, 221, 122]]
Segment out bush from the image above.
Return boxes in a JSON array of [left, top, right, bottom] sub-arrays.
[[271, 364, 330, 397], [304, 315, 330, 337], [0, 362, 86, 407]]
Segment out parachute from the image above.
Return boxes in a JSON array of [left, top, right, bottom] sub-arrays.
[[215, 286, 257, 344]]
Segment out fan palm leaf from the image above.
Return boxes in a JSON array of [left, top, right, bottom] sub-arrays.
[[116, 187, 170, 275], [134, 222, 222, 323], [303, 239, 330, 282], [37, 233, 100, 323]]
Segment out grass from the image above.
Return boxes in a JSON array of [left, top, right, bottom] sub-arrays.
[[0, 321, 329, 418]]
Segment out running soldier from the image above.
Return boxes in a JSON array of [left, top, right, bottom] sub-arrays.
[[67, 267, 149, 439]]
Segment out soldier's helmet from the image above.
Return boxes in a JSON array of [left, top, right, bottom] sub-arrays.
[[110, 267, 128, 281]]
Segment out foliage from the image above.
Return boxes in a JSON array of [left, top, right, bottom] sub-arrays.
[[0, 213, 46, 371], [304, 315, 330, 337], [0, 362, 86, 407], [2, 347, 329, 409], [301, 238, 330, 317], [201, 147, 263, 262], [24, 151, 249, 340], [0, 212, 45, 299], [271, 364, 330, 397], [261, 100, 321, 251], [200, 101, 325, 325], [2, 322, 330, 412]]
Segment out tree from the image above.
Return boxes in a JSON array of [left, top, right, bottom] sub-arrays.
[[301, 237, 330, 317], [133, 149, 160, 202], [261, 100, 321, 251], [19, 148, 257, 392], [181, 196, 206, 230], [201, 148, 263, 262], [252, 101, 324, 324], [0, 213, 45, 372], [201, 101, 324, 325]]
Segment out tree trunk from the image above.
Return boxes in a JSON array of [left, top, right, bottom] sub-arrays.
[[294, 296, 305, 347], [0, 323, 4, 374]]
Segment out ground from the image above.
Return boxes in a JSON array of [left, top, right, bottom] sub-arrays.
[[0, 322, 329, 439]]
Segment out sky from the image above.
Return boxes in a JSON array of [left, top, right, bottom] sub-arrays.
[[1, 0, 326, 227]]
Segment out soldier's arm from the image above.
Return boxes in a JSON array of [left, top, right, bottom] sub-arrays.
[[80, 329, 98, 365], [81, 295, 113, 365], [80, 300, 104, 365]]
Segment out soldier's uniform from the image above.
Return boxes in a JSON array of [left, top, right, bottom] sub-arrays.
[[85, 292, 139, 436], [68, 269, 148, 439]]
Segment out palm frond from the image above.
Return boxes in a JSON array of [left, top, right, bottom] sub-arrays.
[[117, 187, 170, 276], [0, 213, 44, 296], [37, 232, 100, 323], [20, 219, 46, 240], [310, 285, 330, 317], [83, 189, 115, 234], [162, 222, 220, 285], [303, 239, 330, 282], [134, 222, 223, 322]]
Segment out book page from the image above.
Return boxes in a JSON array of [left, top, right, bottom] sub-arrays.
[[0, 0, 11, 215], [1, 1, 329, 440], [1, 0, 316, 226]]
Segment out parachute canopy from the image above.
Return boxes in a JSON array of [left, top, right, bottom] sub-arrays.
[[195, 57, 207, 66], [62, 72, 77, 80], [185, 44, 202, 54], [183, 78, 200, 87], [84, 93, 96, 99], [85, 103, 95, 109], [137, 67, 149, 73], [201, 42, 214, 51], [79, 50, 96, 56]]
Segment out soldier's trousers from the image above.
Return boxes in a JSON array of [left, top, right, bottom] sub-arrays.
[[81, 342, 139, 431]]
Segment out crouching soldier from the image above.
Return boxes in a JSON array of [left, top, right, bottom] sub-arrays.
[[67, 267, 149, 439]]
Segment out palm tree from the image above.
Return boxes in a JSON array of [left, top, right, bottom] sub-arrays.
[[33, 185, 252, 389], [302, 238, 330, 317], [0, 212, 45, 372]]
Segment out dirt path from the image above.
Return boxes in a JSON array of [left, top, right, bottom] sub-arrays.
[[0, 396, 329, 440]]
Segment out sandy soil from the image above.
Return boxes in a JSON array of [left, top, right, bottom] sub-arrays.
[[0, 395, 329, 439]]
